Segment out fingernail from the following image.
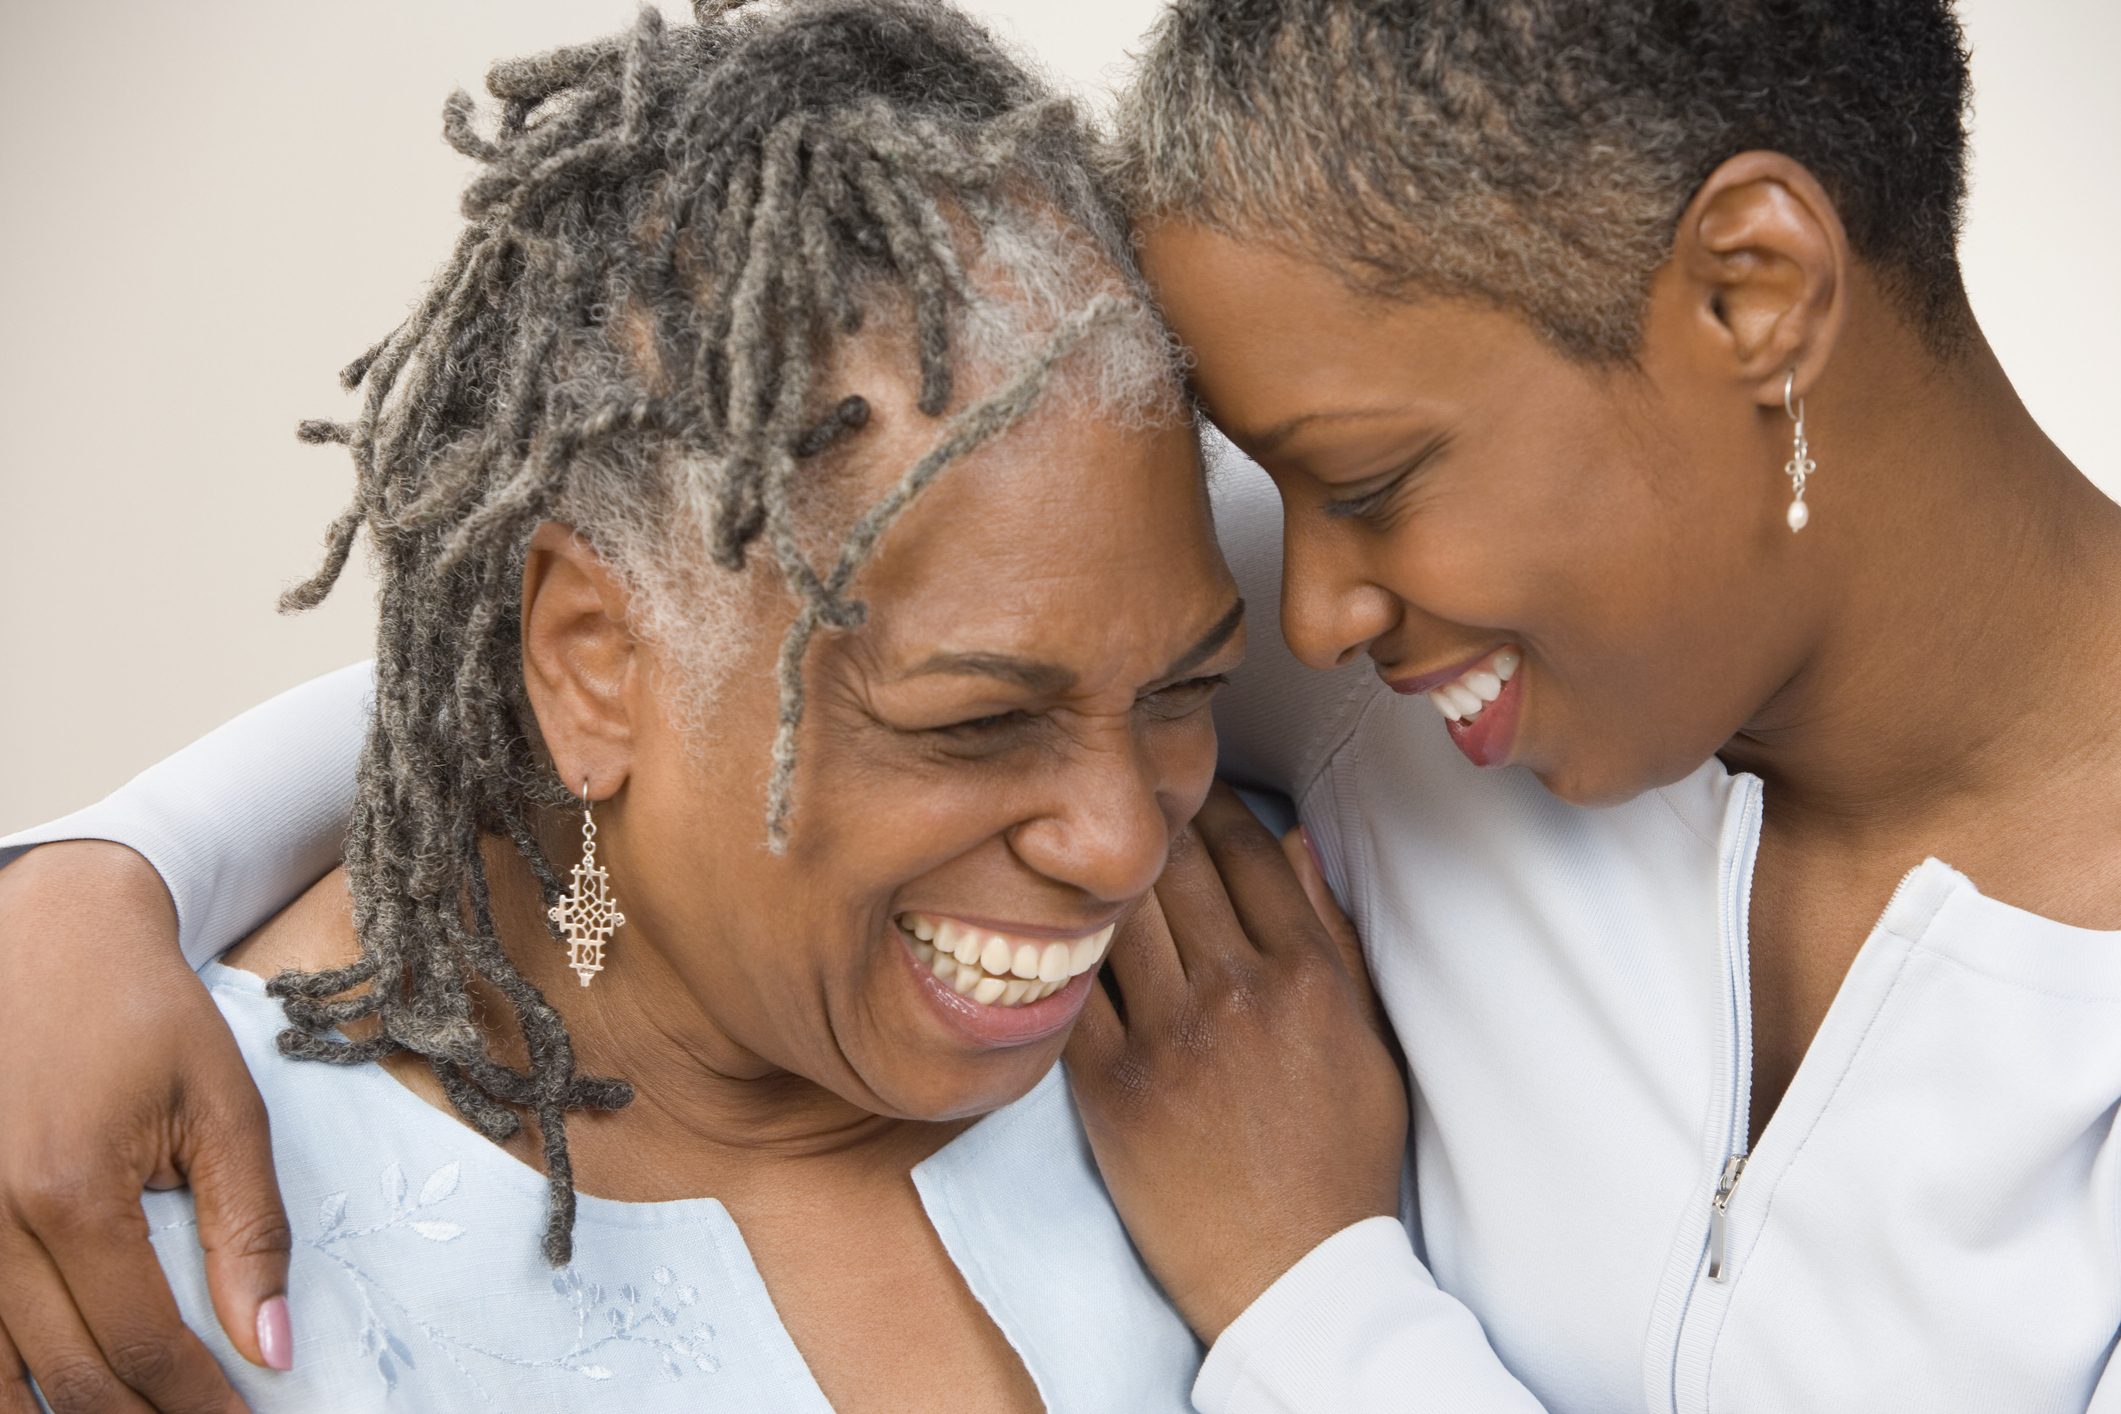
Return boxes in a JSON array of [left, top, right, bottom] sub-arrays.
[[1299, 826, 1326, 878], [256, 1295, 294, 1371]]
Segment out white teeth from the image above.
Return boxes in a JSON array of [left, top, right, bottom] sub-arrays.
[[1069, 925, 1114, 974], [979, 935, 1013, 975], [903, 914, 1116, 1009], [1422, 649, 1521, 726]]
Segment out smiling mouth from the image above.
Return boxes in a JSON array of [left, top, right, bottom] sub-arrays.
[[897, 914, 1116, 1008], [1417, 646, 1520, 725]]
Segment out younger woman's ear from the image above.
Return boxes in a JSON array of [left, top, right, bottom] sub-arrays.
[[1670, 150, 1851, 407], [520, 521, 638, 800]]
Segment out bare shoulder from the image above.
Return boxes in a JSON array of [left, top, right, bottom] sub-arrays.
[[221, 867, 362, 977]]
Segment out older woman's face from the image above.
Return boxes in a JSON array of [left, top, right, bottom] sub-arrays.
[[594, 370, 1240, 1122], [1139, 223, 1818, 809]]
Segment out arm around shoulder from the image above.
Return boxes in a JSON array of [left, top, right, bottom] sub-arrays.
[[0, 661, 372, 969]]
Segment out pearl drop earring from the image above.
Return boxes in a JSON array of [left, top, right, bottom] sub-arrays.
[[1783, 371, 1815, 533]]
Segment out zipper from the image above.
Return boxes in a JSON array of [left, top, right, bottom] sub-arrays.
[[1704, 775, 1762, 1289], [1706, 1153, 1748, 1281]]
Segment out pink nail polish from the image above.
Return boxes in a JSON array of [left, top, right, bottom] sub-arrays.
[[1299, 826, 1326, 879], [256, 1295, 294, 1371]]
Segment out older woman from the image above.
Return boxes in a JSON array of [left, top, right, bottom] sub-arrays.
[[0, 2, 1395, 1410]]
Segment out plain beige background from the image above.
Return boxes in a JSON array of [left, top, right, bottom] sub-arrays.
[[2, 0, 2115, 837]]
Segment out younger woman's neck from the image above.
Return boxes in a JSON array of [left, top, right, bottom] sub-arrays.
[[1719, 304, 2121, 881]]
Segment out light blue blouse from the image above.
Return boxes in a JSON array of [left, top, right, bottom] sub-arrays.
[[140, 966, 1201, 1412]]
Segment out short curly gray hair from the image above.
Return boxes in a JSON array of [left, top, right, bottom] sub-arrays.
[[1116, 0, 1974, 361]]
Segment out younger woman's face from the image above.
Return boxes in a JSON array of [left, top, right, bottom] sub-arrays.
[[1139, 223, 1820, 808], [591, 365, 1241, 1122]]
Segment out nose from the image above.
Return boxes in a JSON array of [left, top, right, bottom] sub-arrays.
[[1007, 723, 1175, 906], [1278, 516, 1400, 672]]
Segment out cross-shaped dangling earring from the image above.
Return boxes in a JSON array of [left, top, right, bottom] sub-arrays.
[[549, 781, 625, 987]]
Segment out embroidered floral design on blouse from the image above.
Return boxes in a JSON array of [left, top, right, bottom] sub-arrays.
[[168, 1157, 724, 1401]]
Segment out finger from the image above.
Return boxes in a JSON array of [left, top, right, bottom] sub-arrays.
[[0, 1311, 37, 1414], [1150, 785, 1290, 978], [1281, 827, 1363, 969], [1101, 883, 1188, 1022], [1062, 976, 1125, 1075], [183, 1100, 292, 1373], [29, 1184, 251, 1414], [1280, 826, 1391, 1034], [0, 1227, 158, 1414], [1190, 785, 1329, 964]]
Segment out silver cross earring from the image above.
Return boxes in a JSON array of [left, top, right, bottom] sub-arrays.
[[1783, 371, 1815, 533], [549, 781, 625, 987]]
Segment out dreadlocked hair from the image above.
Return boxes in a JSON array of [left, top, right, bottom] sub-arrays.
[[268, 0, 1178, 1266]]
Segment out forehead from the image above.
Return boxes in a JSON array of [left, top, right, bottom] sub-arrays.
[[844, 393, 1227, 685], [1137, 223, 1561, 450]]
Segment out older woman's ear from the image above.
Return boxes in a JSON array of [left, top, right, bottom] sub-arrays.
[[520, 521, 640, 800], [1666, 149, 1852, 409]]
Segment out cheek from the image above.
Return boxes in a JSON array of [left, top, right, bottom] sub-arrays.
[[1156, 714, 1223, 826]]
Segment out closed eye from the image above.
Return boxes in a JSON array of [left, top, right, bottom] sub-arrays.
[[1136, 672, 1228, 720], [931, 709, 1033, 739], [1322, 480, 1403, 520], [1321, 434, 1449, 521]]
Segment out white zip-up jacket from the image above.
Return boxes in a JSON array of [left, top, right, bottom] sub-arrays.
[[1203, 450, 2121, 1413], [4, 450, 2117, 1412]]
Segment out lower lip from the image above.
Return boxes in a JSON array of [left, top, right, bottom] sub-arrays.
[[1397, 665, 1522, 768], [1445, 670, 1521, 767], [900, 934, 1097, 1048]]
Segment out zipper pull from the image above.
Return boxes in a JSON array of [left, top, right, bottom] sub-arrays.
[[1707, 1153, 1748, 1282]]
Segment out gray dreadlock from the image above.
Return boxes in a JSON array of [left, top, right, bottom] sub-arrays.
[[268, 0, 1178, 1265]]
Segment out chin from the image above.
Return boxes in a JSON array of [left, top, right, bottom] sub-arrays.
[[880, 1047, 1065, 1124], [1530, 735, 1728, 808], [1527, 754, 1667, 810]]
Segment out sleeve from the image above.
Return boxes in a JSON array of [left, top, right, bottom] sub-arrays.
[[1192, 1218, 1549, 1414], [0, 662, 373, 971], [2090, 1339, 2121, 1412]]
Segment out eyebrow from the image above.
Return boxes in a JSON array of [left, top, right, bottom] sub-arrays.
[[1238, 407, 1410, 456], [1160, 596, 1246, 680], [902, 596, 1246, 694]]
